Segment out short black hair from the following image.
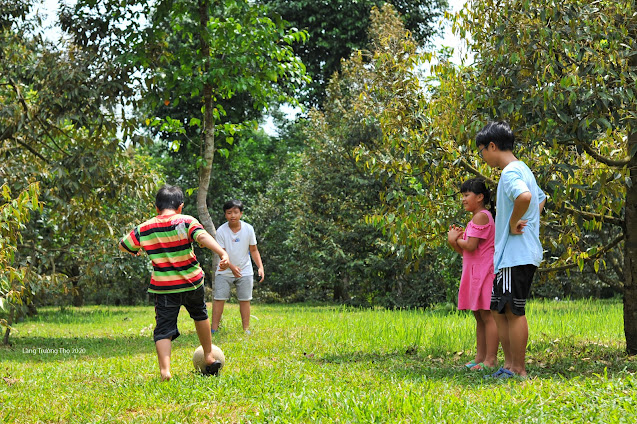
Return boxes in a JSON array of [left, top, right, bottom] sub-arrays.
[[475, 120, 515, 151], [155, 185, 184, 211], [223, 199, 244, 212]]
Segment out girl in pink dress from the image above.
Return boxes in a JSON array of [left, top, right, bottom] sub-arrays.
[[447, 178, 497, 370]]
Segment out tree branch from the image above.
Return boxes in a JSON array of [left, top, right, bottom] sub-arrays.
[[594, 265, 623, 292], [559, 205, 624, 228], [8, 137, 49, 163], [537, 233, 625, 273], [577, 140, 631, 167], [459, 157, 496, 186], [7, 77, 72, 159]]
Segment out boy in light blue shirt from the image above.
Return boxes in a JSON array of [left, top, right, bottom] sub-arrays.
[[476, 121, 546, 379]]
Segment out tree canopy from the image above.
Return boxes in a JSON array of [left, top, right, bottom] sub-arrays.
[[1, 0, 159, 338], [259, 0, 448, 106]]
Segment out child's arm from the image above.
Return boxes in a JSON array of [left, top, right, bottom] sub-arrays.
[[447, 225, 464, 254], [118, 235, 142, 256], [250, 244, 264, 282], [451, 211, 489, 252], [457, 211, 489, 252], [227, 262, 242, 278], [457, 236, 480, 252], [118, 242, 142, 256], [196, 231, 229, 268], [509, 191, 532, 234], [538, 187, 547, 215]]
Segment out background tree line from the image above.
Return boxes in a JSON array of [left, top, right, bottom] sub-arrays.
[[2, 0, 636, 352]]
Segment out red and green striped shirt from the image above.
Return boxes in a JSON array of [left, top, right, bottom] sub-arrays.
[[120, 214, 206, 294]]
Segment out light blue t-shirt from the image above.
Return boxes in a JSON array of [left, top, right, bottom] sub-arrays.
[[494, 161, 546, 272]]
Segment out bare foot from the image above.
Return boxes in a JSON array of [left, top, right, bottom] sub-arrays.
[[510, 367, 527, 377], [161, 371, 172, 381]]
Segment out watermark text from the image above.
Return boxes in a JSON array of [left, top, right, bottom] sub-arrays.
[[22, 347, 86, 355]]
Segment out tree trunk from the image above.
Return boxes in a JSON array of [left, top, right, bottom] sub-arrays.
[[333, 275, 350, 301], [624, 130, 637, 354], [71, 266, 84, 307], [196, 0, 220, 276], [3, 307, 14, 345]]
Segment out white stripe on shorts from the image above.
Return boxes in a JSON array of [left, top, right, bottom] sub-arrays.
[[505, 267, 511, 294]]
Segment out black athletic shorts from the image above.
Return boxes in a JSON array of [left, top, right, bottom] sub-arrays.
[[490, 265, 537, 316], [153, 284, 208, 342]]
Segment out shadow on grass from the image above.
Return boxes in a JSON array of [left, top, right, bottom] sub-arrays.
[[0, 332, 208, 364], [31, 306, 146, 324], [1, 335, 153, 363], [312, 341, 637, 384]]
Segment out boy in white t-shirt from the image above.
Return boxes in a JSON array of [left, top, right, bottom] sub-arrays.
[[211, 199, 264, 334]]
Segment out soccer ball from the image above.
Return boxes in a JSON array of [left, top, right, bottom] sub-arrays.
[[193, 344, 225, 374]]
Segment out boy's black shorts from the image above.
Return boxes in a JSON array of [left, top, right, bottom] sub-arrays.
[[490, 265, 537, 316], [153, 284, 208, 342]]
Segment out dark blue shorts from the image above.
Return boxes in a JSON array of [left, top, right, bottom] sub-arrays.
[[153, 284, 208, 342]]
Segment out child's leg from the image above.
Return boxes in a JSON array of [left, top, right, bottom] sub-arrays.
[[153, 291, 181, 381], [492, 310, 512, 369], [479, 309, 498, 367], [236, 276, 254, 332], [504, 305, 529, 376], [239, 301, 250, 331], [473, 310, 486, 364], [212, 275, 233, 331], [211, 300, 225, 331], [155, 338, 172, 381], [194, 319, 216, 365]]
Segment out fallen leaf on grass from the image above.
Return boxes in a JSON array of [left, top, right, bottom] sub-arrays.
[[3, 377, 23, 386]]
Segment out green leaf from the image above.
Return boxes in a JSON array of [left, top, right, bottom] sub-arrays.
[[597, 117, 611, 130]]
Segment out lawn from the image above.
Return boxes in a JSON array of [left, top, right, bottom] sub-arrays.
[[1, 299, 636, 423]]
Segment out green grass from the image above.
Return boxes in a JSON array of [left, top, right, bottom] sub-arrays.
[[1, 299, 636, 423]]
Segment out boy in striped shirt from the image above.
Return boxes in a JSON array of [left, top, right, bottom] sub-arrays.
[[119, 185, 229, 381]]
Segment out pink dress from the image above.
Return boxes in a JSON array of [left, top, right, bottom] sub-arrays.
[[458, 209, 495, 311]]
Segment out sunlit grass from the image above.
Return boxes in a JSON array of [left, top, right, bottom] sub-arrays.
[[1, 299, 635, 423]]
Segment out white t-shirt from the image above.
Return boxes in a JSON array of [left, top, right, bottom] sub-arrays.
[[215, 221, 257, 276]]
